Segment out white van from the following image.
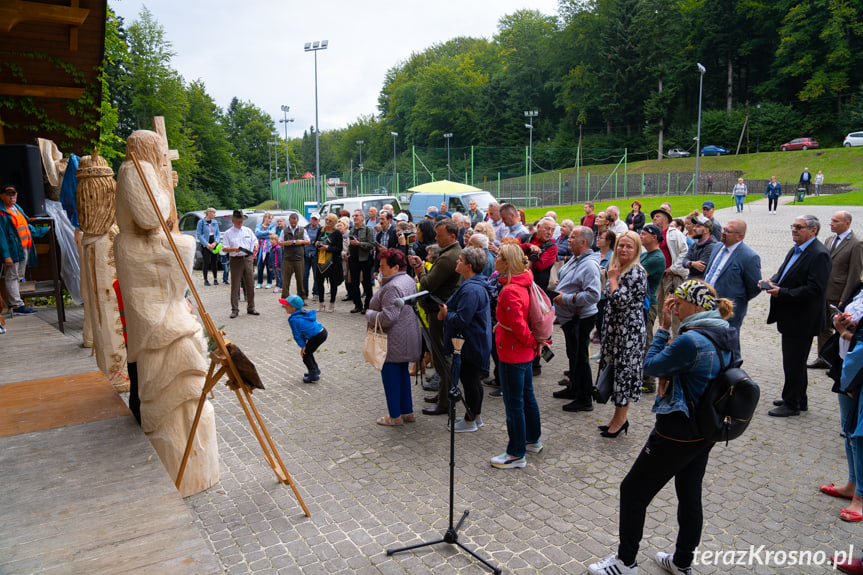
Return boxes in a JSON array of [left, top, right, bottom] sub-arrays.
[[318, 195, 401, 218]]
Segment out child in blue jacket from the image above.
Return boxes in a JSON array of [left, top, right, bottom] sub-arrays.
[[281, 295, 328, 383]]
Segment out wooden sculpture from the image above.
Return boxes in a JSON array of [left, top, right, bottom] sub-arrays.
[[114, 129, 219, 497], [76, 150, 128, 391]]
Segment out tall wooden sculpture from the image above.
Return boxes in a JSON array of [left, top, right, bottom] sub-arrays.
[[114, 129, 219, 496], [76, 150, 128, 390]]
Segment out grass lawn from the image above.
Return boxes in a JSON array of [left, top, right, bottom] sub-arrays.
[[795, 189, 863, 206], [523, 195, 751, 223], [515, 147, 863, 190]]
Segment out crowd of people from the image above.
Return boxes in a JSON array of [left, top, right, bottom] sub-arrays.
[[196, 194, 863, 574]]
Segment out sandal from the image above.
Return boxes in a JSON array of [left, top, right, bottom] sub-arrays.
[[377, 415, 403, 426], [402, 414, 415, 423], [840, 508, 863, 522], [821, 483, 854, 500]]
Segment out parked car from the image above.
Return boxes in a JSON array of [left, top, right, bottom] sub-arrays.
[[844, 131, 863, 147], [700, 145, 730, 156], [667, 148, 691, 158], [178, 209, 236, 270], [245, 210, 308, 235], [318, 195, 400, 219], [779, 137, 819, 151]]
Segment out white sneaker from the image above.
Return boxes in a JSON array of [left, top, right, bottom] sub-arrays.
[[452, 419, 478, 433], [453, 415, 483, 427], [655, 552, 690, 574], [490, 452, 525, 469], [264, 283, 272, 289], [526, 440, 543, 453], [588, 554, 638, 575], [255, 283, 262, 289]]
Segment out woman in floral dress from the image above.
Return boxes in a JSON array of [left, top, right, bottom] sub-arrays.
[[597, 230, 648, 438]]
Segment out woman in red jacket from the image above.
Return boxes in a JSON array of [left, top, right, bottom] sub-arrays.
[[491, 243, 543, 469]]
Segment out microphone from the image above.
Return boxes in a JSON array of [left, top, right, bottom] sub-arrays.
[[394, 290, 430, 309]]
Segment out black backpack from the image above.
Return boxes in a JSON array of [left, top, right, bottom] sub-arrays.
[[680, 330, 760, 445]]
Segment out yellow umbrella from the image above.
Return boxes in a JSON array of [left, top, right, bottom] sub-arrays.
[[407, 180, 483, 194]]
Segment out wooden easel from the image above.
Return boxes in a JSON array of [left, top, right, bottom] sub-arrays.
[[129, 153, 310, 517]]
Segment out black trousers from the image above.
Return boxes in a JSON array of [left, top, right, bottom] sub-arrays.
[[618, 431, 714, 568], [781, 333, 812, 410], [458, 358, 483, 419], [201, 242, 218, 281], [428, 313, 453, 407], [562, 314, 596, 402], [303, 328, 328, 374], [349, 257, 373, 309]]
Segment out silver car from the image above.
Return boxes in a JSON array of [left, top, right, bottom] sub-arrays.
[[844, 131, 863, 147], [667, 148, 691, 158]]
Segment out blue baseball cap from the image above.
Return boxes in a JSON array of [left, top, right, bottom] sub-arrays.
[[279, 295, 304, 309], [702, 200, 715, 209]]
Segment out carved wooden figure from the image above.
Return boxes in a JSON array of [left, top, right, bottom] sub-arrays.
[[114, 130, 218, 496], [76, 150, 128, 390]]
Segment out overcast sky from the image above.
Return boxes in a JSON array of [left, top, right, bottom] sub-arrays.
[[111, 0, 561, 138]]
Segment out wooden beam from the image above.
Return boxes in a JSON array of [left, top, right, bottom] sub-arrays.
[[69, 0, 79, 51], [0, 1, 90, 33], [0, 83, 84, 99]]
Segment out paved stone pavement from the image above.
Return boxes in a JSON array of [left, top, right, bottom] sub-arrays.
[[56, 197, 863, 573]]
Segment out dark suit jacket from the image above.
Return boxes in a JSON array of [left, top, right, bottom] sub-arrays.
[[824, 231, 863, 304], [704, 241, 762, 327], [768, 239, 832, 336]]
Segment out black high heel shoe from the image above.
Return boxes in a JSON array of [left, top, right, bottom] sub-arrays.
[[600, 420, 628, 438], [598, 425, 610, 431]]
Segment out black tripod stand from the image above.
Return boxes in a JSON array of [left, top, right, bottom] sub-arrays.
[[386, 336, 501, 574]]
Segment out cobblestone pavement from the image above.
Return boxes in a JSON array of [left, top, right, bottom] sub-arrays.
[[177, 197, 862, 574]]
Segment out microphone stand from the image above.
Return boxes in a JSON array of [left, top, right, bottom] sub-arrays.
[[386, 335, 501, 574]]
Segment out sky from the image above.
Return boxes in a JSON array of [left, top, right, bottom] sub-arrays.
[[111, 0, 561, 138]]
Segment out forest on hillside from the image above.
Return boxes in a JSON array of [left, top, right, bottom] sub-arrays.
[[101, 0, 863, 212]]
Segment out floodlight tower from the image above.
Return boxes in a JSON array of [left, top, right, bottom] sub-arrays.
[[443, 133, 453, 179], [304, 40, 328, 204], [524, 110, 538, 197], [356, 140, 364, 195], [694, 63, 706, 196], [280, 105, 294, 209]]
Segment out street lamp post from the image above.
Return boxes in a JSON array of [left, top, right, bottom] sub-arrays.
[[280, 105, 294, 210], [391, 132, 398, 194], [268, 140, 280, 203], [524, 110, 538, 198], [756, 103, 761, 154], [267, 140, 273, 203], [443, 133, 452, 180], [304, 40, 328, 206], [356, 140, 364, 195], [694, 63, 706, 196]]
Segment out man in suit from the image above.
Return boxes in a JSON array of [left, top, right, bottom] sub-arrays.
[[764, 215, 832, 417], [703, 219, 762, 360], [810, 210, 863, 368]]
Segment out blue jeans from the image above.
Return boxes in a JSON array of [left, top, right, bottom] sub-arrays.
[[220, 254, 229, 283], [381, 362, 413, 419], [499, 360, 541, 458], [839, 393, 863, 497], [734, 195, 745, 211], [257, 251, 274, 285], [304, 253, 319, 297]]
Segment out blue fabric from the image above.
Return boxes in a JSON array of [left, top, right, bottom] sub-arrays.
[[734, 196, 745, 211], [60, 154, 79, 227], [555, 249, 601, 322], [381, 362, 412, 419], [838, 393, 863, 497], [499, 360, 541, 458], [196, 217, 221, 246], [556, 234, 572, 260], [288, 308, 324, 348], [481, 248, 495, 277], [765, 181, 782, 199], [646, 317, 735, 417], [443, 274, 492, 360]]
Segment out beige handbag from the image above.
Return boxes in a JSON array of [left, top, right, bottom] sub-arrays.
[[363, 315, 388, 370]]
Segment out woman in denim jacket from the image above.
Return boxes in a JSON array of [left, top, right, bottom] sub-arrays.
[[589, 279, 736, 575]]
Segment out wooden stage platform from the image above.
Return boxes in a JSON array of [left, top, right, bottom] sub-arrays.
[[0, 314, 221, 574]]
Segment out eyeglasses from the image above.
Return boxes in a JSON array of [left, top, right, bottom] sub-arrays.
[[790, 224, 807, 230], [721, 227, 739, 234]]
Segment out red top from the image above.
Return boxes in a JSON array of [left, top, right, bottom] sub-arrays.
[[494, 269, 538, 363], [659, 227, 672, 269], [521, 234, 557, 272]]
